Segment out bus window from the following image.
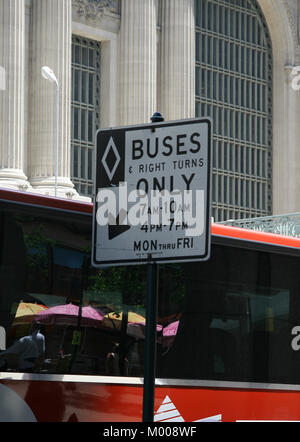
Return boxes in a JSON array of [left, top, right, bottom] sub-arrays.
[[0, 207, 148, 376], [157, 245, 300, 384], [0, 211, 27, 341], [2, 204, 300, 386]]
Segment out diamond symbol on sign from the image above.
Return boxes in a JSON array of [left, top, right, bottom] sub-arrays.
[[101, 137, 121, 181]]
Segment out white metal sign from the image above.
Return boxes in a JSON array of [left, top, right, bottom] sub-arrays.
[[92, 118, 212, 266]]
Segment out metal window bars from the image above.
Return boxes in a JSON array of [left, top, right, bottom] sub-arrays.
[[71, 36, 101, 198], [195, 0, 273, 222]]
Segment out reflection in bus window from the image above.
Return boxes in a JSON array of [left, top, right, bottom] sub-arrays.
[[158, 247, 296, 384], [1, 206, 300, 385], [0, 208, 148, 376]]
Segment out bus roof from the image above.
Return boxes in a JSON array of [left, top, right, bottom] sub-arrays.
[[0, 187, 93, 214], [1, 187, 300, 250]]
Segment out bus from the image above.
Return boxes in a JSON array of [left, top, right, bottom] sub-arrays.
[[1, 187, 300, 422]]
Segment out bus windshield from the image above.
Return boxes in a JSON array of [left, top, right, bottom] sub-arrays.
[[1, 203, 300, 385]]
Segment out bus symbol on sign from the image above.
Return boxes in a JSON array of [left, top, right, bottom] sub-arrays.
[[92, 118, 212, 267]]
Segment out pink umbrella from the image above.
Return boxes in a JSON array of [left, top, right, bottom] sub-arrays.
[[81, 306, 105, 327], [34, 304, 104, 328], [127, 320, 179, 342], [162, 320, 179, 337], [161, 320, 179, 348]]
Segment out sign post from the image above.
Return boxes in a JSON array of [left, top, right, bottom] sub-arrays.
[[142, 113, 164, 423], [142, 258, 159, 422], [92, 115, 212, 421]]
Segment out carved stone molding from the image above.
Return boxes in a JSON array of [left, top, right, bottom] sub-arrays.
[[72, 0, 119, 21]]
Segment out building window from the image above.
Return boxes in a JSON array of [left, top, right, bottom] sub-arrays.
[[71, 36, 101, 198], [195, 0, 273, 222]]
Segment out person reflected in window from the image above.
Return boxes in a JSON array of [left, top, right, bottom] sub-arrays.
[[127, 339, 142, 376], [0, 322, 45, 373], [30, 322, 45, 370], [105, 342, 120, 375]]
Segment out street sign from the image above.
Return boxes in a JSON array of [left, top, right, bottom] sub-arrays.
[[92, 118, 212, 267]]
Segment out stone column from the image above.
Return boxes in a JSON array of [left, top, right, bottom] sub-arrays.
[[117, 0, 157, 126], [0, 0, 30, 190], [273, 65, 300, 214], [158, 0, 195, 121], [28, 0, 77, 198]]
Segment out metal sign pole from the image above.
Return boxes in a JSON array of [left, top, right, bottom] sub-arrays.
[[142, 257, 159, 422], [142, 113, 164, 422]]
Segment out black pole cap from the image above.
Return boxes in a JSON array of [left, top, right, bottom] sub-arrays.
[[150, 112, 164, 123]]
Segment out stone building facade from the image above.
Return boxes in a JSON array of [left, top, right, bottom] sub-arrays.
[[0, 0, 300, 221]]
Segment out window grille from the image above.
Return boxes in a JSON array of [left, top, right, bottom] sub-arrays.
[[71, 36, 101, 198], [195, 0, 273, 222]]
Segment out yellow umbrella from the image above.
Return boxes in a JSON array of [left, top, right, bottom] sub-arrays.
[[12, 302, 48, 325], [102, 311, 145, 331]]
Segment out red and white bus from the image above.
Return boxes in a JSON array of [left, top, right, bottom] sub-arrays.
[[1, 188, 300, 422]]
